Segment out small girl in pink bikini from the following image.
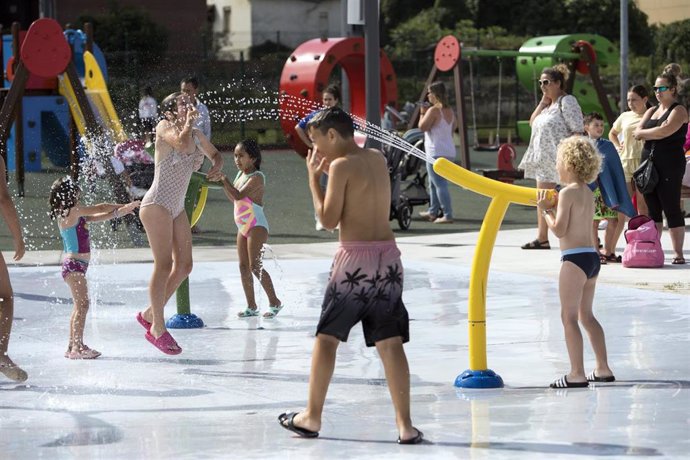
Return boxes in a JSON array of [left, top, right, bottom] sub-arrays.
[[49, 177, 140, 359], [214, 139, 283, 318]]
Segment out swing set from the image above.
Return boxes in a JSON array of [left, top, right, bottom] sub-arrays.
[[408, 33, 618, 170], [467, 56, 504, 151]]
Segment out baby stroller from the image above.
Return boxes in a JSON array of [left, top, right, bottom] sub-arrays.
[[113, 139, 155, 231], [383, 138, 413, 230], [114, 139, 155, 197], [399, 128, 431, 212]]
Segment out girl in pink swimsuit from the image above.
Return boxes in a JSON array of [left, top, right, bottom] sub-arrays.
[[215, 139, 282, 318], [49, 177, 140, 359], [137, 92, 223, 355]]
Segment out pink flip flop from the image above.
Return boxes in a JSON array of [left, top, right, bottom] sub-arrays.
[[136, 312, 152, 331], [145, 331, 182, 355]]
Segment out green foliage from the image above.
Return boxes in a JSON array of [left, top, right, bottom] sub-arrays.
[[77, 2, 168, 73], [381, 0, 472, 45], [386, 8, 452, 59], [454, 20, 527, 50], [386, 11, 527, 60], [422, 0, 652, 55], [560, 0, 653, 56], [654, 19, 690, 64]]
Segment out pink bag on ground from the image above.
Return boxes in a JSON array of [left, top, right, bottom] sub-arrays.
[[622, 215, 664, 268]]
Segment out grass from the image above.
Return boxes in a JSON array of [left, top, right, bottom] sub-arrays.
[[0, 145, 538, 252]]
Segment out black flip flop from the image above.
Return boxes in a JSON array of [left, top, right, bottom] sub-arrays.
[[278, 412, 319, 438], [398, 427, 424, 444], [549, 375, 589, 388], [587, 371, 616, 382]]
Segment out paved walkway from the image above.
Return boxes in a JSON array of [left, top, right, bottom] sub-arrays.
[[1, 228, 688, 459], [13, 227, 689, 294]]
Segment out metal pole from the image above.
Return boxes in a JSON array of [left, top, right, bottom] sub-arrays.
[[620, 0, 629, 112], [11, 23, 24, 197], [39, 0, 56, 18], [340, 0, 350, 112], [364, 0, 380, 147], [240, 51, 245, 138]]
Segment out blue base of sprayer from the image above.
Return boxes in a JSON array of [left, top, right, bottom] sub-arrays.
[[166, 314, 204, 329], [454, 369, 504, 389]]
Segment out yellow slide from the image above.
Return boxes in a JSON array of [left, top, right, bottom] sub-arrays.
[[57, 73, 87, 137], [83, 51, 127, 143], [57, 51, 126, 143]]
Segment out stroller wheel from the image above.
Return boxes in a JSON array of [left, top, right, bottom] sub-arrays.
[[398, 200, 412, 230]]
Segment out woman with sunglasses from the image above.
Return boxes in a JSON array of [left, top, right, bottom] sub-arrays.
[[633, 72, 688, 264], [519, 64, 584, 249]]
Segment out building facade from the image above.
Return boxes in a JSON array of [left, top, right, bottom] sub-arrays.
[[208, 0, 343, 60], [635, 0, 690, 25]]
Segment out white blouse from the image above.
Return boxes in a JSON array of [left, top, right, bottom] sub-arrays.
[[518, 95, 584, 183]]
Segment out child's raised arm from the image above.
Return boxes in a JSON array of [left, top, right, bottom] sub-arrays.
[[157, 115, 194, 153], [79, 201, 141, 223], [0, 157, 25, 261], [192, 129, 224, 179], [306, 148, 346, 231]]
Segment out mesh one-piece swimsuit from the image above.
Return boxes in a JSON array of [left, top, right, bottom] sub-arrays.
[[141, 133, 204, 218], [233, 170, 269, 237]]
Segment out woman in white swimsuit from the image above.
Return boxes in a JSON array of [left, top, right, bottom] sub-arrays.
[[138, 92, 223, 355]]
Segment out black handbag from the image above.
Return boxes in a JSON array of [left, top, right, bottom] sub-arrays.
[[633, 147, 658, 194]]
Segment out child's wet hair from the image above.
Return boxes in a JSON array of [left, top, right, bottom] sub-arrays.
[[237, 138, 262, 170], [307, 107, 355, 138], [557, 136, 602, 184], [49, 176, 81, 220]]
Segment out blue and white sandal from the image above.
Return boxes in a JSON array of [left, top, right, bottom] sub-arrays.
[[263, 304, 284, 319], [238, 307, 260, 318]]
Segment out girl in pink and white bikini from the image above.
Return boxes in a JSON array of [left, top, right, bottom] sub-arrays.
[[214, 139, 282, 318], [137, 92, 223, 355], [49, 177, 140, 359]]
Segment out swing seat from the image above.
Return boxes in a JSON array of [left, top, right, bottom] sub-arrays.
[[474, 144, 500, 152], [480, 143, 524, 183]]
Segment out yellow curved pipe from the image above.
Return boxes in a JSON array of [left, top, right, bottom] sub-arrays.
[[190, 186, 209, 227], [433, 157, 552, 205], [433, 158, 552, 371]]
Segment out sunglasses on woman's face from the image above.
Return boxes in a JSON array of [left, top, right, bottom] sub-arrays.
[[538, 79, 551, 87], [653, 86, 669, 93]]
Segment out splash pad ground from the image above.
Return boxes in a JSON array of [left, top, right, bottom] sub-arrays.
[[1, 227, 688, 459]]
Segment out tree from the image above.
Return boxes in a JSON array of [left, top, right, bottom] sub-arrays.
[[561, 0, 653, 56], [381, 0, 471, 46], [78, 2, 168, 74], [654, 19, 690, 64], [385, 8, 452, 59]]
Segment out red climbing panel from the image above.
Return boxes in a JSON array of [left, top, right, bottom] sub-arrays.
[[434, 35, 461, 72], [279, 37, 398, 157], [20, 18, 71, 78]]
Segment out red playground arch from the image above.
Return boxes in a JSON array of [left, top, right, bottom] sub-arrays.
[[279, 37, 398, 156]]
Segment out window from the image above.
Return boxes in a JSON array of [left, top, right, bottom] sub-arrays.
[[223, 7, 231, 35]]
